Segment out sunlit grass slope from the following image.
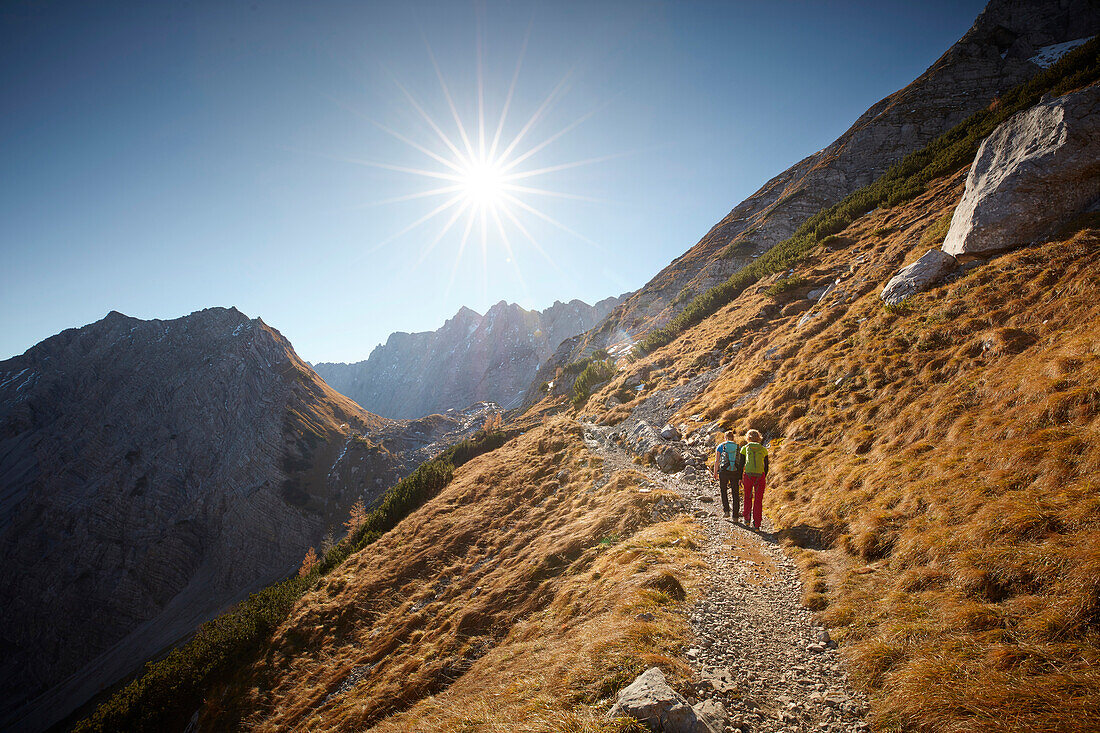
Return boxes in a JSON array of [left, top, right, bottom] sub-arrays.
[[582, 167, 1100, 732], [201, 416, 705, 732]]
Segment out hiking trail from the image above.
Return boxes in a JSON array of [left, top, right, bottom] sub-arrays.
[[582, 419, 870, 733]]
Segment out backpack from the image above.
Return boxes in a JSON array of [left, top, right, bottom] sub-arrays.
[[717, 442, 733, 471], [742, 442, 767, 474]]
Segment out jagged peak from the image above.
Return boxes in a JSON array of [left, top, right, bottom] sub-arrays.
[[452, 305, 482, 320]]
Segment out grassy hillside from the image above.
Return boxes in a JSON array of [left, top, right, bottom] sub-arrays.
[[581, 168, 1100, 731], [199, 416, 704, 731], [634, 37, 1100, 357]]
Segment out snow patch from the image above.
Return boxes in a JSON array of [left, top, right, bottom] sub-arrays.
[[0, 369, 31, 391], [1029, 37, 1093, 68]]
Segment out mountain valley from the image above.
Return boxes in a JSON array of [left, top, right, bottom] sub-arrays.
[[4, 2, 1100, 732]]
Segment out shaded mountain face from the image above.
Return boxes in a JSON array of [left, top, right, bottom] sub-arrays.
[[0, 308, 485, 732], [313, 296, 624, 419], [557, 0, 1100, 362]]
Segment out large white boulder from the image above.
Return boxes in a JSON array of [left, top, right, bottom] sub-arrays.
[[608, 667, 718, 733], [880, 248, 957, 305], [943, 83, 1100, 256]]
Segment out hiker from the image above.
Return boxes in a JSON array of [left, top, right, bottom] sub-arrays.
[[711, 430, 744, 520], [740, 429, 769, 530]]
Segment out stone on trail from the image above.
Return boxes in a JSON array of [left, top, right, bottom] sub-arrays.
[[661, 423, 682, 440], [655, 446, 685, 474], [880, 248, 957, 305], [608, 667, 718, 733], [693, 698, 728, 733], [943, 83, 1100, 257]]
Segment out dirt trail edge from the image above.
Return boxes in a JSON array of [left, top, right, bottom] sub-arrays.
[[582, 421, 870, 733]]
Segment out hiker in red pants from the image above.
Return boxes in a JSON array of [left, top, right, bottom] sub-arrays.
[[740, 429, 769, 530]]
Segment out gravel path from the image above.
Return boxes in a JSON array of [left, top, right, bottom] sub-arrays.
[[583, 422, 869, 733]]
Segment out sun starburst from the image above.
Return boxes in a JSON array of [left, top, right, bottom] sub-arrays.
[[339, 22, 617, 299]]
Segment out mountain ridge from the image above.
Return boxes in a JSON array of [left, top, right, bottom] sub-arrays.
[[541, 0, 1100, 369], [0, 306, 496, 732], [313, 295, 625, 419]]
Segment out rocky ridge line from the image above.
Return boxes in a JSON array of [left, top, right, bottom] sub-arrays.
[[313, 295, 624, 419], [537, 0, 1100, 372]]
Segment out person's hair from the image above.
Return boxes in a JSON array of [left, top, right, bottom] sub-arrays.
[[725, 430, 737, 441], [746, 429, 762, 443]]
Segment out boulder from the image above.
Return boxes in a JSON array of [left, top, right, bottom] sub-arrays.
[[943, 83, 1100, 257], [628, 421, 663, 456], [609, 667, 717, 733], [655, 446, 686, 474], [660, 423, 681, 441], [880, 248, 957, 305]]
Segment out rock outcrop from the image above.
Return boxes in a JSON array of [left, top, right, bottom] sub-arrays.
[[313, 296, 623, 419], [609, 667, 717, 733], [540, 0, 1100, 367], [880, 248, 958, 305], [943, 83, 1100, 256], [0, 308, 487, 732]]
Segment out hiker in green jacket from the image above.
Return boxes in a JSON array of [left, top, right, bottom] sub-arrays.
[[740, 429, 769, 530], [711, 430, 744, 520]]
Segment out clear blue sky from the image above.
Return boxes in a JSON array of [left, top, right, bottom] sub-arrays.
[[1, 0, 986, 363]]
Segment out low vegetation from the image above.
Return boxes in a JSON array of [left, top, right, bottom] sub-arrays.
[[635, 36, 1100, 356], [573, 358, 618, 408], [199, 418, 704, 732], [75, 427, 513, 733], [763, 275, 809, 298]]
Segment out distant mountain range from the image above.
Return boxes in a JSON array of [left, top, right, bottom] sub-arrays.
[[313, 296, 625, 419]]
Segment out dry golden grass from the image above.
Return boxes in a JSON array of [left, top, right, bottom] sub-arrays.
[[581, 169, 1100, 732], [201, 417, 705, 731]]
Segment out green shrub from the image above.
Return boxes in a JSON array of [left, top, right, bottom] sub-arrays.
[[722, 238, 755, 258], [572, 359, 618, 408], [75, 428, 514, 733], [635, 37, 1100, 357], [763, 276, 810, 298], [672, 287, 695, 306]]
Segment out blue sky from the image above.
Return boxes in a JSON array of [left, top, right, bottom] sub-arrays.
[[1, 0, 986, 363]]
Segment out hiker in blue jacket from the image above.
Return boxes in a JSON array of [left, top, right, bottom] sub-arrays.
[[711, 430, 744, 520]]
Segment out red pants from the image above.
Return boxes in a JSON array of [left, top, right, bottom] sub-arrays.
[[742, 473, 765, 528]]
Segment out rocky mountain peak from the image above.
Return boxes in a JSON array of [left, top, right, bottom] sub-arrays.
[[313, 294, 626, 419], [560, 0, 1100, 359], [0, 306, 489, 731]]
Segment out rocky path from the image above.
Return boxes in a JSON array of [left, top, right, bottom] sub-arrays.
[[583, 423, 869, 733]]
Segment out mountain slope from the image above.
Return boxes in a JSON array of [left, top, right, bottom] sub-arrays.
[[553, 0, 1100, 363], [313, 296, 623, 419], [198, 417, 699, 732], [577, 167, 1100, 731], [66, 4, 1100, 732], [0, 308, 478, 732]]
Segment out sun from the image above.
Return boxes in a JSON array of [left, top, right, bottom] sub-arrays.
[[338, 24, 618, 299], [460, 158, 507, 210]]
